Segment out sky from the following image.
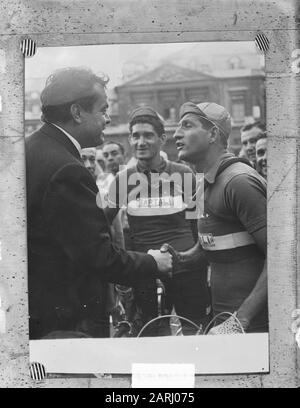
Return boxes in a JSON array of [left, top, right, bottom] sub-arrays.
[[25, 41, 260, 91], [26, 43, 194, 88]]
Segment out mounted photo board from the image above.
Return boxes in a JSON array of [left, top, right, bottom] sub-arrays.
[[0, 0, 299, 388]]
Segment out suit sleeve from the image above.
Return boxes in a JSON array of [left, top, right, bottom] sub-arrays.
[[42, 163, 159, 286], [104, 173, 122, 223]]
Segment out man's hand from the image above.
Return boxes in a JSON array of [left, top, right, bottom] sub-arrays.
[[147, 249, 173, 278], [162, 240, 208, 272], [160, 243, 181, 273]]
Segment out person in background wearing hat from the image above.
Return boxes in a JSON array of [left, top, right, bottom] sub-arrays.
[[173, 102, 268, 334], [25, 67, 172, 340], [105, 106, 211, 336]]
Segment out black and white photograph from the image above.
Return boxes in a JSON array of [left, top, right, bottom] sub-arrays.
[[24, 41, 269, 374], [1, 0, 300, 389]]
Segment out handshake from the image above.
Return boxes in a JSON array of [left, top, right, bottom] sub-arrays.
[[147, 243, 181, 279]]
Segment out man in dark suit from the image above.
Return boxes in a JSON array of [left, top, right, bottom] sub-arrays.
[[26, 67, 172, 339]]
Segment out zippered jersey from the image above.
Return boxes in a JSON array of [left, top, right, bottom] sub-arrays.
[[107, 159, 197, 252], [199, 155, 266, 263], [198, 153, 268, 332]]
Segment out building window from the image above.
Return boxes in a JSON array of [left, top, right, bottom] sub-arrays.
[[31, 92, 39, 100], [230, 95, 245, 123], [163, 107, 176, 123], [163, 107, 170, 120], [228, 56, 241, 70], [131, 92, 154, 107], [170, 107, 176, 122], [185, 87, 209, 104], [32, 104, 40, 115]]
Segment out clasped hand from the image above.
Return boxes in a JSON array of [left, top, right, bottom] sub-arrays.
[[147, 243, 181, 279]]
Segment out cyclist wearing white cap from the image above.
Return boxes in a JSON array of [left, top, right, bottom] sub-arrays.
[[173, 101, 268, 334]]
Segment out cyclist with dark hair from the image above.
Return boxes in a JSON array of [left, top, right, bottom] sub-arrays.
[[105, 106, 211, 336]]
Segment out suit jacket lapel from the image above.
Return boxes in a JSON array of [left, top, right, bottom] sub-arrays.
[[39, 122, 82, 160]]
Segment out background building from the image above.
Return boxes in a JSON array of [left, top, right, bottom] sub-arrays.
[[113, 63, 265, 159], [25, 42, 265, 161]]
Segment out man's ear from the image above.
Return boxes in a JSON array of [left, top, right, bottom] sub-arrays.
[[70, 103, 83, 124], [160, 133, 167, 145], [209, 127, 218, 144], [128, 134, 134, 146]]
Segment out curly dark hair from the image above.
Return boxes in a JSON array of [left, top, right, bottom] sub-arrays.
[[41, 67, 109, 124], [129, 115, 165, 137]]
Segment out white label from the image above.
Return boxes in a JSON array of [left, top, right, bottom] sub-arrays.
[[132, 363, 195, 388], [252, 105, 260, 118]]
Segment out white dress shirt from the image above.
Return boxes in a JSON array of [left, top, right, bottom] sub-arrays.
[[51, 123, 81, 154]]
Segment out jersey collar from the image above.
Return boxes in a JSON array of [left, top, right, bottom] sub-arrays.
[[205, 151, 234, 185], [136, 157, 168, 174]]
